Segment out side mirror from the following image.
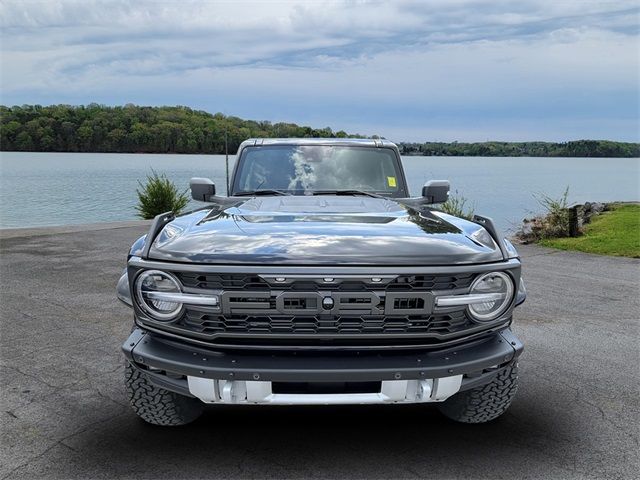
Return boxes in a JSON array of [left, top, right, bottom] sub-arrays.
[[422, 180, 450, 204], [190, 177, 216, 202]]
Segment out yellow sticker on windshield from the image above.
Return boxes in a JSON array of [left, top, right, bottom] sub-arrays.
[[387, 176, 397, 188]]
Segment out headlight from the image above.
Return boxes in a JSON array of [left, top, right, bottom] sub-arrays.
[[135, 270, 183, 321], [467, 271, 515, 322]]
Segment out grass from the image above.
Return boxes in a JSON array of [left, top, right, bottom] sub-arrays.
[[540, 203, 640, 258]]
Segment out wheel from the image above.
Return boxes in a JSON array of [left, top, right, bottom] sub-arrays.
[[124, 362, 203, 426], [437, 363, 519, 423]]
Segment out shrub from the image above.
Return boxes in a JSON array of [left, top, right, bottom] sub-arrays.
[[439, 190, 474, 220], [515, 186, 572, 243], [533, 186, 570, 238], [135, 170, 189, 219]]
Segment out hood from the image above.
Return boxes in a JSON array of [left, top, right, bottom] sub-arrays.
[[147, 196, 505, 265]]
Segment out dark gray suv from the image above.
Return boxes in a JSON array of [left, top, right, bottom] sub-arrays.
[[118, 139, 525, 426]]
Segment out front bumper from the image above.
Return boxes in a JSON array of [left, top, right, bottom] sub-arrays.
[[123, 328, 523, 405]]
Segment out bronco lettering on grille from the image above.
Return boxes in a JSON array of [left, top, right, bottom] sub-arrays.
[[220, 291, 434, 316]]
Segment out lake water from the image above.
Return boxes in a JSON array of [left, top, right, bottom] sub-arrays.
[[1, 152, 638, 232]]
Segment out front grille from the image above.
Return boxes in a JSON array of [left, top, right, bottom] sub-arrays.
[[151, 271, 483, 348], [180, 310, 470, 336], [388, 274, 474, 290], [175, 273, 474, 292], [177, 273, 268, 290]]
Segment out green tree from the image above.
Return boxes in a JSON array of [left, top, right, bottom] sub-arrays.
[[135, 170, 189, 219], [14, 131, 34, 150], [76, 124, 93, 151]]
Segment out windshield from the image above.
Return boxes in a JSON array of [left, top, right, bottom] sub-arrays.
[[232, 145, 406, 196]]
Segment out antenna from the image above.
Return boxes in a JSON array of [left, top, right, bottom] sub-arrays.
[[225, 127, 229, 196]]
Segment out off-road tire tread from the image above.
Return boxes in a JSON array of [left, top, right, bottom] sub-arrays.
[[124, 362, 203, 426], [437, 363, 519, 423]]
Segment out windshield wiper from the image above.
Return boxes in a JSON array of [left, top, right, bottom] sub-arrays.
[[234, 189, 292, 197], [311, 189, 386, 199]]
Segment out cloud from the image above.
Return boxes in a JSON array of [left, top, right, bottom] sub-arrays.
[[1, 0, 638, 141]]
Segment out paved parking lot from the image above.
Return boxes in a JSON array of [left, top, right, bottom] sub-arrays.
[[1, 223, 638, 479]]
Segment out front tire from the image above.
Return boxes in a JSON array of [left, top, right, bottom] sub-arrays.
[[437, 363, 519, 423], [124, 362, 203, 426]]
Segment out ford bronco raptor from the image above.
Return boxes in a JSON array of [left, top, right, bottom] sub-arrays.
[[117, 138, 525, 426]]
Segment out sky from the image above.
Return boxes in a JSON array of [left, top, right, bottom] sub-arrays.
[[1, 0, 639, 142]]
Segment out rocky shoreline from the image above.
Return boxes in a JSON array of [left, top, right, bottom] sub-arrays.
[[514, 201, 612, 244]]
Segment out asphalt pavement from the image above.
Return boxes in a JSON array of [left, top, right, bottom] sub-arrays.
[[1, 223, 638, 479]]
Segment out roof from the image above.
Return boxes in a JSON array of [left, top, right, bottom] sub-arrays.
[[238, 138, 398, 149]]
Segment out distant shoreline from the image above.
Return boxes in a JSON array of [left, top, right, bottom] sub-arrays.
[[2, 104, 639, 158], [398, 140, 640, 158], [400, 152, 640, 158], [1, 150, 638, 159]]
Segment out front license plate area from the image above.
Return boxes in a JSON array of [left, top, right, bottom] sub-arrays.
[[272, 381, 382, 395]]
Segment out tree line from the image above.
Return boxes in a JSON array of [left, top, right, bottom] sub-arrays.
[[1, 104, 638, 157], [398, 140, 639, 158], [0, 104, 361, 154]]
